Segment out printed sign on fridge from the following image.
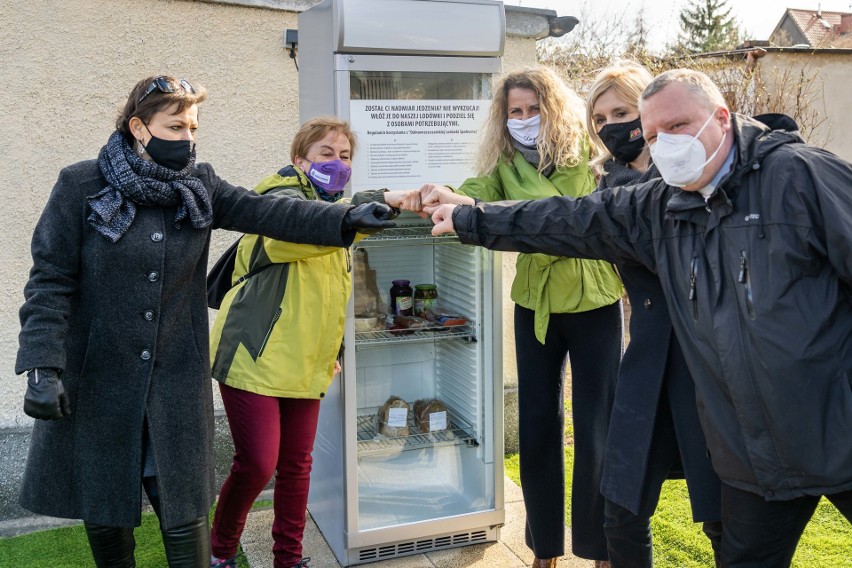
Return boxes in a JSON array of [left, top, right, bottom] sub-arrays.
[[349, 99, 491, 191]]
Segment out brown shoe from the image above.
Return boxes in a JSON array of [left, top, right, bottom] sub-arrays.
[[593, 562, 610, 568], [532, 559, 557, 568]]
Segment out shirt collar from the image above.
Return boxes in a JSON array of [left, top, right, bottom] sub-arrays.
[[698, 143, 737, 200]]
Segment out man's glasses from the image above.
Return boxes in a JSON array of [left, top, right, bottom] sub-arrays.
[[138, 77, 196, 104]]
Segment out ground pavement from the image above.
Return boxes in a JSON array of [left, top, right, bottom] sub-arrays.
[[240, 477, 594, 568]]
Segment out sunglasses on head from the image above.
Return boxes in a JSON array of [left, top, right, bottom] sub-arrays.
[[138, 76, 196, 104]]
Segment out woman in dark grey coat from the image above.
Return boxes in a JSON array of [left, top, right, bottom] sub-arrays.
[[585, 62, 721, 568], [16, 75, 393, 568]]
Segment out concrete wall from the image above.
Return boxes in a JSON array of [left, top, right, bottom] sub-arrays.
[[757, 51, 852, 160], [0, 0, 546, 527]]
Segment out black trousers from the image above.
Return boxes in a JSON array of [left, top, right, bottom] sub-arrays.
[[720, 484, 852, 567], [84, 476, 211, 568], [604, 387, 721, 567], [515, 302, 623, 560], [604, 385, 722, 568]]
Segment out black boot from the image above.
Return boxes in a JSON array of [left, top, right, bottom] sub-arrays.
[[84, 522, 136, 568], [161, 514, 210, 568]]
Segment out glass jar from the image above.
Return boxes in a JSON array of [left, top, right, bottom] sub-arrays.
[[389, 280, 413, 316], [414, 284, 438, 318]]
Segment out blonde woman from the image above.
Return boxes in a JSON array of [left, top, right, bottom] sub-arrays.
[[415, 67, 623, 568], [587, 61, 722, 567]]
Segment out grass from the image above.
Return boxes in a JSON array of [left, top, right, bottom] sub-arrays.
[[0, 504, 251, 568], [504, 402, 852, 567]]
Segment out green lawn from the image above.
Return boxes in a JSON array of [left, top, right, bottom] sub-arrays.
[[0, 505, 251, 568]]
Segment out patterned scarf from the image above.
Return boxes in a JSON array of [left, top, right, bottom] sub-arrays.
[[89, 131, 212, 242]]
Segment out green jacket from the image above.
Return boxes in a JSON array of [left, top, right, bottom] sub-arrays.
[[456, 147, 623, 343], [210, 167, 382, 398]]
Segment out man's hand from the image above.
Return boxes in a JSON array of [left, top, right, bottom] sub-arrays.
[[24, 368, 71, 420], [343, 202, 396, 235], [431, 204, 459, 236], [420, 184, 474, 214]]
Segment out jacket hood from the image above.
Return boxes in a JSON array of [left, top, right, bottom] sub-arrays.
[[254, 165, 314, 198], [729, 113, 803, 178]]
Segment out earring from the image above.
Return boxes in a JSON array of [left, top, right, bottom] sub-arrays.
[[137, 142, 145, 156]]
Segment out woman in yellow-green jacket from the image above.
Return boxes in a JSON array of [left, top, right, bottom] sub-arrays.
[[209, 117, 399, 568], [415, 68, 623, 568]]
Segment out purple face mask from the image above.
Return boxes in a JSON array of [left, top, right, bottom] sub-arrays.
[[306, 159, 351, 193]]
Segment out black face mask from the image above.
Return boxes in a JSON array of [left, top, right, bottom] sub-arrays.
[[142, 124, 195, 171], [598, 117, 645, 164]]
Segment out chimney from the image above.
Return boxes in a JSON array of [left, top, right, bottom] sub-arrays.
[[841, 13, 852, 34]]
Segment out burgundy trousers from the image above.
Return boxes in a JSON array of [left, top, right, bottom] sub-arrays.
[[211, 383, 321, 568]]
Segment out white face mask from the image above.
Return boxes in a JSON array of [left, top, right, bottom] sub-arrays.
[[506, 114, 541, 146], [649, 111, 726, 188]]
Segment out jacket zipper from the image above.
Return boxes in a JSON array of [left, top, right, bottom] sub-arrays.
[[345, 248, 351, 273], [689, 256, 699, 321], [739, 250, 756, 320], [257, 307, 282, 358]]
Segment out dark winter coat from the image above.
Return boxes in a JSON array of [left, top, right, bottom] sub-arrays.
[[452, 115, 852, 501], [16, 159, 351, 529], [597, 160, 721, 519]]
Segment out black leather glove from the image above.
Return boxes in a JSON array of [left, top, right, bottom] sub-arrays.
[[24, 368, 71, 420], [342, 202, 396, 235]]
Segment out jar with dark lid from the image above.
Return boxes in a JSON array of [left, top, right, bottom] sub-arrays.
[[390, 280, 413, 316], [414, 284, 438, 318]]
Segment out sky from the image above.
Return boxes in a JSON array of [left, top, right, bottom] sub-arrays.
[[509, 0, 852, 51]]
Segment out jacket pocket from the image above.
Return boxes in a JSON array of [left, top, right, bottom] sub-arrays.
[[257, 307, 282, 358]]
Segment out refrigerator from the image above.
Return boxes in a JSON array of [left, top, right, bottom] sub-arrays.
[[300, 1, 505, 565]]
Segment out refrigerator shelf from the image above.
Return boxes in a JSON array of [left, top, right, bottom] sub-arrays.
[[356, 413, 478, 456], [354, 324, 475, 347], [355, 226, 459, 246]]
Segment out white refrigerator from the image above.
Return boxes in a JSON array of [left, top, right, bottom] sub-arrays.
[[300, 1, 505, 564]]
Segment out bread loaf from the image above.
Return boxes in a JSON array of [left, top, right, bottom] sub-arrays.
[[377, 396, 410, 437], [413, 398, 449, 433]]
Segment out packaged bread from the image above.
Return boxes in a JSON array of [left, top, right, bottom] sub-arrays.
[[413, 398, 449, 433], [377, 396, 410, 437]]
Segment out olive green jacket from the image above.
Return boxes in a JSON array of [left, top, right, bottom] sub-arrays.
[[210, 167, 382, 398], [456, 147, 623, 343]]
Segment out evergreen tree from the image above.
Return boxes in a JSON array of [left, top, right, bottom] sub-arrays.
[[676, 0, 741, 54], [625, 7, 650, 58]]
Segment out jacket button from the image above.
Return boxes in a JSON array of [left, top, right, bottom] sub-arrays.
[[140, 350, 151, 361], [643, 299, 652, 309], [151, 232, 163, 242], [148, 271, 159, 282], [144, 310, 154, 321]]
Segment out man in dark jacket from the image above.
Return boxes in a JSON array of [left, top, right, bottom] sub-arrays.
[[429, 69, 852, 567]]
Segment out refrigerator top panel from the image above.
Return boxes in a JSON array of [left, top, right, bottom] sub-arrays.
[[331, 0, 505, 56]]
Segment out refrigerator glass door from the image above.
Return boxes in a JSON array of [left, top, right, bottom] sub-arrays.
[[353, 230, 493, 531], [347, 69, 495, 532]]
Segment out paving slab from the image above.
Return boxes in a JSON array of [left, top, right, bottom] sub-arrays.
[[240, 477, 594, 568]]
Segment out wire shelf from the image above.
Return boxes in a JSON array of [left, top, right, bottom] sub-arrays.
[[355, 324, 475, 348], [356, 413, 478, 456], [355, 226, 459, 247]]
